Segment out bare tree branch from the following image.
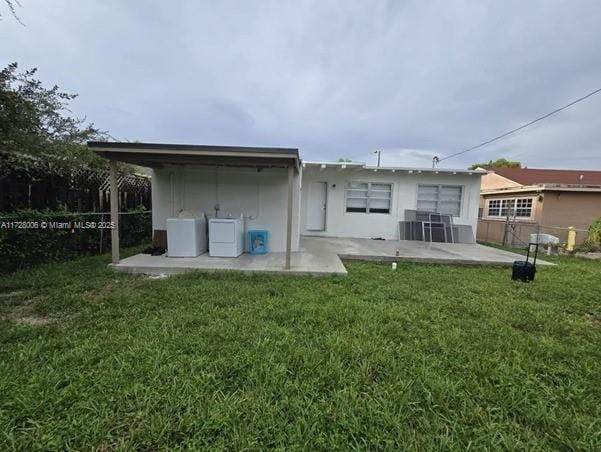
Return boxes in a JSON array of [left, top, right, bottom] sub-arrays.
[[1, 0, 25, 26]]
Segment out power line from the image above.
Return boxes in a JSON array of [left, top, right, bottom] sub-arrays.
[[435, 86, 601, 166]]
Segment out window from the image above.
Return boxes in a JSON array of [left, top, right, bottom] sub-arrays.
[[417, 185, 463, 216], [486, 198, 533, 218], [345, 182, 392, 214], [500, 199, 512, 216], [515, 198, 533, 217], [488, 199, 501, 216]]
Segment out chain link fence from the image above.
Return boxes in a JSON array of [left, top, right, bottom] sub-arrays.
[[477, 219, 588, 247], [0, 209, 151, 274]]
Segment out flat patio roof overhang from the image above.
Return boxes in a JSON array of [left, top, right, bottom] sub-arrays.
[[89, 141, 300, 270], [88, 141, 300, 172]]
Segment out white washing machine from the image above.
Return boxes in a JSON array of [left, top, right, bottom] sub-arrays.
[[166, 216, 207, 257], [209, 217, 245, 257]]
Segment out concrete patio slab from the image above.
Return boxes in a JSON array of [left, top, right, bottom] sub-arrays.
[[301, 236, 554, 266], [111, 250, 348, 276], [111, 236, 552, 276]]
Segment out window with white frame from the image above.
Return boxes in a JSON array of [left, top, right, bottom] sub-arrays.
[[417, 185, 463, 216], [487, 199, 501, 216], [345, 182, 392, 214], [486, 198, 533, 218], [515, 198, 533, 217]]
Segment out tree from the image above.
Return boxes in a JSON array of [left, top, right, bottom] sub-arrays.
[[0, 62, 107, 168], [469, 158, 521, 170], [337, 158, 352, 162]]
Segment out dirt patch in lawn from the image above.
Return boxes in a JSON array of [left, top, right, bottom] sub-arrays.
[[1, 302, 75, 327], [584, 312, 601, 327], [14, 314, 57, 326], [0, 290, 26, 298]]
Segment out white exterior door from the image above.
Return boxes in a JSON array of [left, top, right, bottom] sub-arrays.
[[306, 181, 327, 231]]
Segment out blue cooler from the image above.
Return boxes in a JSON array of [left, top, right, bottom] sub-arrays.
[[248, 230, 268, 255]]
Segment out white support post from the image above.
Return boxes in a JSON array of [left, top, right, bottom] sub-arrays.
[[109, 160, 120, 264], [285, 165, 294, 270]]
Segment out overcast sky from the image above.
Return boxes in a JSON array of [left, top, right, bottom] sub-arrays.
[[2, 0, 601, 169]]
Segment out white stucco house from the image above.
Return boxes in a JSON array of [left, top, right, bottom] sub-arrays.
[[89, 142, 484, 269], [301, 161, 482, 243]]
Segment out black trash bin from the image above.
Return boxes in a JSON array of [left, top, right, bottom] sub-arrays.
[[512, 243, 538, 282]]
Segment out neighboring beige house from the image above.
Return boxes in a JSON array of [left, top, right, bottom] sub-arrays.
[[477, 167, 601, 246]]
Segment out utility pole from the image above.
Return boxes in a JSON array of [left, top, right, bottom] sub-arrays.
[[432, 156, 440, 168], [374, 150, 381, 167]]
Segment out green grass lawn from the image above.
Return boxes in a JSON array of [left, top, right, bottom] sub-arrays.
[[1, 248, 600, 450]]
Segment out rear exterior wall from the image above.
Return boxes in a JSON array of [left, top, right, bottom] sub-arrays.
[[300, 168, 481, 240], [151, 166, 301, 253]]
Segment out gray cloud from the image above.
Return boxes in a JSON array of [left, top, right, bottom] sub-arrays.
[[2, 0, 600, 169]]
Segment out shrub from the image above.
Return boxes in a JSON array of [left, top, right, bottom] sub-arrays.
[[575, 217, 601, 253], [588, 216, 601, 244], [0, 207, 151, 273]]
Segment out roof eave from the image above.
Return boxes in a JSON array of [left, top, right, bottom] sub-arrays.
[[88, 142, 300, 172], [302, 161, 483, 175], [482, 184, 601, 195]]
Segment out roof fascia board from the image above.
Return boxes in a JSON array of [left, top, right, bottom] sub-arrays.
[[92, 146, 297, 160], [482, 185, 601, 195], [303, 161, 365, 167], [363, 165, 483, 175], [303, 161, 482, 175], [88, 141, 298, 154]]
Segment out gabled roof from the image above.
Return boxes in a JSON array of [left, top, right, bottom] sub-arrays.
[[490, 167, 601, 186]]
